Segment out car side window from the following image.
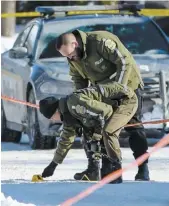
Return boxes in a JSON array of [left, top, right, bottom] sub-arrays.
[[13, 26, 31, 47], [24, 24, 39, 55]]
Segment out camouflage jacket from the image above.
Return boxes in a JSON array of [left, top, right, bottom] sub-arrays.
[[69, 30, 144, 91]]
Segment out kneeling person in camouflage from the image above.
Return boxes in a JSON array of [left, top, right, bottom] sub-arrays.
[[40, 82, 138, 183]]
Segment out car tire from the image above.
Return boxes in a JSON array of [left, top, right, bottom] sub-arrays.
[[1, 104, 22, 143], [27, 89, 56, 149]]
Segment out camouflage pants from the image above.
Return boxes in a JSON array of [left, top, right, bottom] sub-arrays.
[[67, 84, 138, 161]]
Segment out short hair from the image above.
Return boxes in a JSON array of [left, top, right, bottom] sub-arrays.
[[56, 33, 72, 50]]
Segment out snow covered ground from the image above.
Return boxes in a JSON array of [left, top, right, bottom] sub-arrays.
[[1, 138, 169, 206]]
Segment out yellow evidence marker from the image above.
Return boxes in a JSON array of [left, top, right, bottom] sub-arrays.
[[32, 174, 44, 182]]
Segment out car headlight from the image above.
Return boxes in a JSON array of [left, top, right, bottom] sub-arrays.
[[40, 81, 73, 95], [40, 82, 58, 94]]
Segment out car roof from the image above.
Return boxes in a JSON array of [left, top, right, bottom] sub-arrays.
[[44, 14, 151, 24], [27, 14, 151, 29]]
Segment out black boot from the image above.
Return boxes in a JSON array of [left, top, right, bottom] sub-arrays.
[[135, 163, 150, 181], [74, 157, 101, 181], [101, 156, 111, 178], [101, 156, 123, 184]]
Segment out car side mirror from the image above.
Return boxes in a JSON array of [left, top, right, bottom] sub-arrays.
[[9, 46, 28, 59]]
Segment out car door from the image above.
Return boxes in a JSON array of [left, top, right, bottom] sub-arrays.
[[1, 23, 40, 126]]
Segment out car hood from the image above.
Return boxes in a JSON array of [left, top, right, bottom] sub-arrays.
[[133, 54, 169, 77], [36, 55, 169, 80], [36, 57, 71, 81]]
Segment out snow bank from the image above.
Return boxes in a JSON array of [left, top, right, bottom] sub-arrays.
[[1, 193, 35, 206], [1, 25, 23, 53], [1, 35, 18, 54]]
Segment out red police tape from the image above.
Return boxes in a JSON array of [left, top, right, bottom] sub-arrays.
[[1, 94, 169, 206], [1, 95, 39, 109], [1, 94, 169, 127], [59, 133, 169, 206]]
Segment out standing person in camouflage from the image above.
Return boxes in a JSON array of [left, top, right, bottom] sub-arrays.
[[40, 82, 138, 183], [56, 30, 150, 181]]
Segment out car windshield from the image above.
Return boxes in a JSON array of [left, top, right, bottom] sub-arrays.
[[37, 18, 169, 59]]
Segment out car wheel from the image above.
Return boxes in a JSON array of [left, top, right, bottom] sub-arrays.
[[1, 104, 22, 143], [27, 89, 56, 149]]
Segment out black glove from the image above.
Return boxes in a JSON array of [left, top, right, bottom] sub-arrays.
[[39, 97, 59, 119], [42, 161, 58, 178]]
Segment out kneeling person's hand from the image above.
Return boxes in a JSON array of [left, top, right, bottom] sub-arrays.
[[42, 161, 58, 178]]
